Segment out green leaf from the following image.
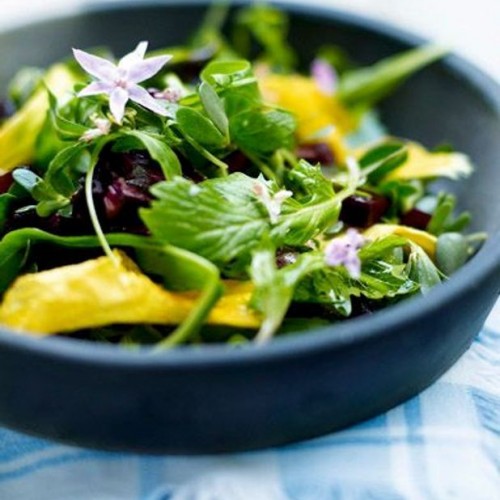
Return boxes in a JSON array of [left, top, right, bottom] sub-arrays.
[[141, 163, 342, 269], [379, 179, 424, 216], [141, 174, 271, 267], [0, 193, 17, 232], [200, 60, 261, 119], [176, 106, 228, 149], [229, 109, 295, 157], [135, 245, 223, 349], [45, 142, 91, 197], [358, 234, 407, 261], [338, 44, 449, 107], [359, 140, 408, 184], [435, 232, 468, 276], [358, 259, 418, 299], [280, 160, 343, 246], [294, 267, 353, 317], [12, 168, 70, 216], [406, 243, 442, 293], [199, 81, 229, 139], [47, 91, 88, 140], [201, 59, 254, 88], [120, 130, 182, 179], [295, 235, 418, 315], [235, 4, 296, 71], [426, 192, 471, 236]]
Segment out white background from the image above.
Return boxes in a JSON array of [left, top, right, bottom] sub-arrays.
[[0, 0, 499, 81]]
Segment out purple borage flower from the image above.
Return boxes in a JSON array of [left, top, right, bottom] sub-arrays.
[[324, 228, 366, 279], [73, 42, 172, 123], [311, 58, 338, 95]]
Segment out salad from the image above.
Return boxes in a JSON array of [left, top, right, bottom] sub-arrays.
[[0, 5, 481, 348]]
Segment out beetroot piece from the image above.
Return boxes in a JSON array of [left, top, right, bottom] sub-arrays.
[[296, 142, 335, 166], [400, 208, 432, 230], [76, 149, 165, 232], [5, 150, 167, 236], [0, 172, 13, 194], [340, 193, 390, 228], [225, 150, 252, 174]]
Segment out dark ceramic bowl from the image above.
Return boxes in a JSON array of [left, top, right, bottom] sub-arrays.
[[0, 1, 499, 454]]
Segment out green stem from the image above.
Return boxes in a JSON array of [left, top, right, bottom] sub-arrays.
[[149, 246, 223, 350], [245, 150, 277, 182], [84, 156, 118, 265], [185, 136, 229, 176]]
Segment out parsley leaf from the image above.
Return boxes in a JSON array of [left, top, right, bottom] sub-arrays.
[[141, 161, 345, 269]]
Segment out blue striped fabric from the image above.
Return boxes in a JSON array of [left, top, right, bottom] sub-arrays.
[[0, 305, 498, 500]]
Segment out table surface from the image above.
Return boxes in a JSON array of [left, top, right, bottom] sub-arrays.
[[0, 1, 499, 499]]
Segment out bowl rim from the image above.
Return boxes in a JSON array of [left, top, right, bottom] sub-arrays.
[[1, 0, 500, 368]]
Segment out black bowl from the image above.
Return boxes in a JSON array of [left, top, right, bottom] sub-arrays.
[[0, 1, 499, 454]]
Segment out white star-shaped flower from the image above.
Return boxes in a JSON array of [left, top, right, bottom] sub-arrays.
[[73, 41, 172, 123]]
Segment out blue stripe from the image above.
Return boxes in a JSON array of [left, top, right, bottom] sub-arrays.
[[404, 398, 433, 499], [287, 435, 430, 451], [138, 457, 165, 499], [0, 430, 53, 463], [0, 450, 125, 484], [470, 388, 500, 468]]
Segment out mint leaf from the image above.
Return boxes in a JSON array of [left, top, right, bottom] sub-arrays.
[[141, 174, 273, 267], [229, 108, 295, 157]]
